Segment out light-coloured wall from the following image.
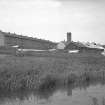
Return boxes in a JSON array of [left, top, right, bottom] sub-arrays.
[[56, 42, 66, 49], [0, 31, 5, 46]]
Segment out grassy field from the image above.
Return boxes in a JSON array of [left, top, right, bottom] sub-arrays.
[[0, 52, 105, 91]]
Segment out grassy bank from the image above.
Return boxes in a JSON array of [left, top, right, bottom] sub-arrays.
[[0, 53, 105, 91]]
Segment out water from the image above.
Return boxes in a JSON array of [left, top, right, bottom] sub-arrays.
[[1, 83, 105, 105]]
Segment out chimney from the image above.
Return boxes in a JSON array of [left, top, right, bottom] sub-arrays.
[[67, 32, 71, 43]]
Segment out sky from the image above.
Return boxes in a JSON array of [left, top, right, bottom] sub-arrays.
[[0, 0, 105, 44]]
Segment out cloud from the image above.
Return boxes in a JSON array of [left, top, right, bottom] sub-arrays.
[[55, 0, 104, 2], [0, 0, 62, 8]]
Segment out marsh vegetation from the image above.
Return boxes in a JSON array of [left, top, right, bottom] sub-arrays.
[[0, 53, 105, 91]]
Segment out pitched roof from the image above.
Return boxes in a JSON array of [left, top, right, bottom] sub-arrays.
[[0, 30, 56, 44], [65, 41, 104, 50], [65, 41, 86, 48]]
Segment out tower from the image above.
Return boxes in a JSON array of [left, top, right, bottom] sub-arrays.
[[67, 32, 72, 43]]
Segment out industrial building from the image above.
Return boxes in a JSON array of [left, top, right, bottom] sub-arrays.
[[56, 32, 104, 54], [0, 30, 56, 50], [0, 30, 104, 54]]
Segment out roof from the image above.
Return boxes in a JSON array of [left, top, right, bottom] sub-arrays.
[[0, 30, 56, 44], [85, 44, 104, 50], [65, 41, 104, 50], [65, 41, 86, 48]]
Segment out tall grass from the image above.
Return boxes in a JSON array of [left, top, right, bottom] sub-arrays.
[[0, 53, 105, 91], [91, 97, 105, 105], [0, 69, 105, 91]]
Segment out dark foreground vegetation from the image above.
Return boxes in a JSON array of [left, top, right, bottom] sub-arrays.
[[0, 53, 105, 92]]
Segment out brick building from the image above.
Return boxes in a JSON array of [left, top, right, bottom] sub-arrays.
[[0, 31, 56, 50]]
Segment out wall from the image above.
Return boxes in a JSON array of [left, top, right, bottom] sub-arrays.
[[56, 42, 66, 49], [80, 48, 104, 54], [0, 31, 5, 46], [4, 34, 56, 50], [65, 42, 79, 50]]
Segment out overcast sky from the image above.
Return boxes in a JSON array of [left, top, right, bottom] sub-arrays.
[[0, 0, 105, 44]]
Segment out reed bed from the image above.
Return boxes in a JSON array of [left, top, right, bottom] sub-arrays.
[[0, 53, 105, 91], [0, 69, 105, 91]]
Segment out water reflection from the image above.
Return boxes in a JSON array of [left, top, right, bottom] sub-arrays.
[[0, 80, 105, 105]]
